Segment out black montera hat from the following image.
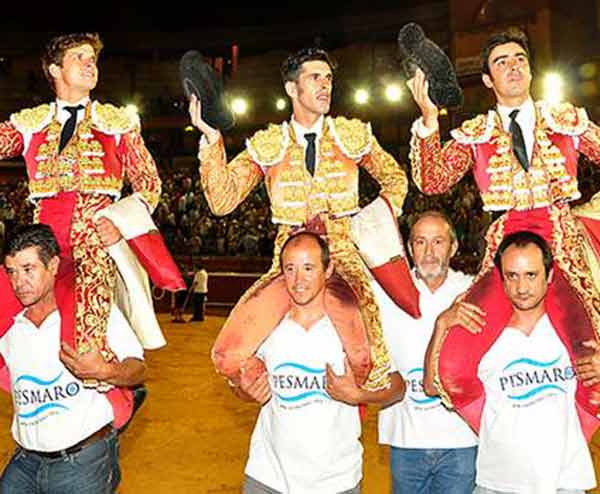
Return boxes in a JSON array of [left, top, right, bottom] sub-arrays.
[[398, 23, 463, 108], [180, 50, 235, 131]]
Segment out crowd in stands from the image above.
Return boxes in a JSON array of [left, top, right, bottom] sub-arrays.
[[2, 155, 600, 276], [153, 170, 279, 258], [0, 179, 32, 249]]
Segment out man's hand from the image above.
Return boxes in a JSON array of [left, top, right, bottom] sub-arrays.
[[238, 370, 272, 405], [59, 343, 109, 381], [423, 295, 484, 396], [325, 358, 360, 405], [60, 342, 145, 387], [406, 68, 439, 130], [576, 340, 600, 388], [95, 217, 122, 247], [188, 94, 220, 145], [436, 296, 486, 335]]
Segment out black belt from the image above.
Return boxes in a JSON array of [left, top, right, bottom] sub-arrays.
[[23, 424, 113, 459]]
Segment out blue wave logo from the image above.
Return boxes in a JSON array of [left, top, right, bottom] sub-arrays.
[[14, 371, 74, 419], [15, 372, 63, 387], [407, 368, 439, 405], [508, 385, 566, 401], [500, 356, 569, 402], [18, 403, 69, 419], [273, 363, 325, 374], [272, 362, 329, 403], [503, 357, 560, 372], [410, 396, 439, 405], [275, 391, 330, 402]]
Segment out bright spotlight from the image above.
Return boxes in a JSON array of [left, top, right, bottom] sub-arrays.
[[385, 84, 402, 103], [184, 125, 195, 132], [276, 98, 287, 111], [354, 89, 369, 105], [231, 98, 248, 115], [543, 72, 564, 104]]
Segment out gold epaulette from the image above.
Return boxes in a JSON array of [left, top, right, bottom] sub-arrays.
[[450, 112, 495, 145], [538, 100, 589, 136], [10, 104, 54, 134], [246, 122, 289, 167], [327, 116, 372, 159], [91, 102, 140, 135]]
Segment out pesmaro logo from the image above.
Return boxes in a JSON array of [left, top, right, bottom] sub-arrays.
[[14, 372, 80, 419], [271, 362, 329, 403], [500, 356, 575, 402], [407, 368, 440, 405]]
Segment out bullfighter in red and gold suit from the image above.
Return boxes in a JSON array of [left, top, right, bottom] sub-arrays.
[[190, 48, 419, 391], [409, 27, 600, 441], [0, 33, 180, 393]]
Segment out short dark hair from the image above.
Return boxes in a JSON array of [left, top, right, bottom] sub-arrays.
[[280, 231, 330, 270], [42, 32, 103, 92], [5, 224, 60, 267], [494, 230, 553, 278], [281, 47, 336, 83], [481, 27, 531, 75]]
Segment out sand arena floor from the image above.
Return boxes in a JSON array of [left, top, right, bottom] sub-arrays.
[[0, 314, 391, 493]]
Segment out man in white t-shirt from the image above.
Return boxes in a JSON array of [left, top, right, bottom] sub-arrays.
[[375, 211, 478, 494], [0, 224, 145, 494], [429, 230, 598, 494], [234, 231, 405, 494], [191, 265, 208, 322]]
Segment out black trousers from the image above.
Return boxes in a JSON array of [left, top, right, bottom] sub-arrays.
[[192, 293, 206, 321]]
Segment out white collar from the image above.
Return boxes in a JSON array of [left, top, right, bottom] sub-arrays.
[[284, 311, 329, 331], [13, 308, 60, 328], [56, 96, 90, 112], [291, 115, 324, 144], [505, 313, 550, 336], [412, 267, 459, 295], [496, 97, 535, 129]]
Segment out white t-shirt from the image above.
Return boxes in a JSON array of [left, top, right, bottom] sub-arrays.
[[245, 314, 362, 494], [0, 305, 144, 452], [476, 314, 595, 493], [375, 269, 477, 449], [193, 269, 208, 293]]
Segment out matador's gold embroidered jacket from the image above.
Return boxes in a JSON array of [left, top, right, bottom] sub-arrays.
[[0, 101, 161, 370], [200, 116, 406, 221], [409, 101, 600, 211], [0, 101, 161, 210], [201, 116, 408, 390]]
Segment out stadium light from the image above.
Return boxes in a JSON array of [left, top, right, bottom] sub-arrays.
[[354, 88, 369, 105], [385, 84, 402, 103], [543, 72, 564, 104], [276, 98, 287, 111], [231, 98, 248, 115]]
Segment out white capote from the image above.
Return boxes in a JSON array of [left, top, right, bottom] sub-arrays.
[[94, 193, 166, 350]]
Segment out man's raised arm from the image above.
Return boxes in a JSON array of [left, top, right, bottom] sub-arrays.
[[189, 94, 263, 216]]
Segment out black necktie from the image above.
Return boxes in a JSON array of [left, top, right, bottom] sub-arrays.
[[304, 132, 317, 176], [59, 105, 84, 153], [509, 109, 529, 171]]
